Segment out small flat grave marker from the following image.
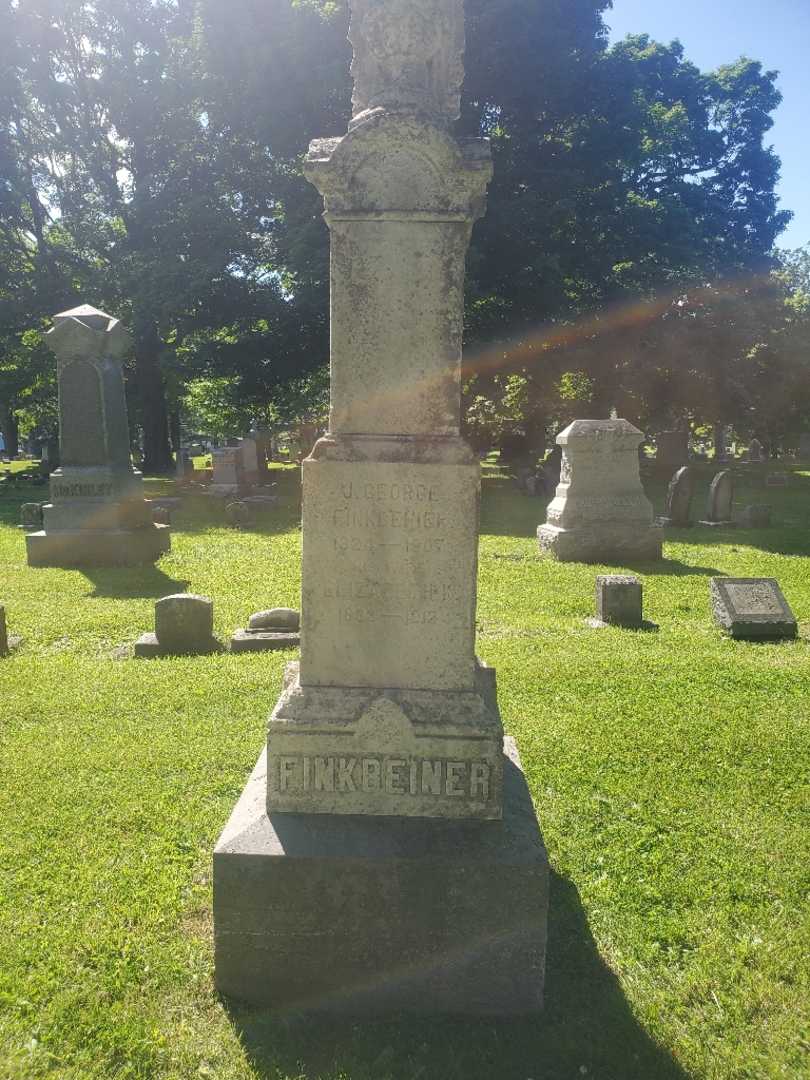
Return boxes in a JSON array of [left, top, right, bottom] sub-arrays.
[[710, 578, 797, 640]]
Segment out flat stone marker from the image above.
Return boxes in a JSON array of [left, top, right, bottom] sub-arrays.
[[658, 466, 695, 527], [538, 419, 663, 562], [134, 594, 221, 657], [588, 574, 647, 629], [24, 304, 170, 567], [231, 608, 300, 652], [213, 0, 547, 1017], [710, 578, 797, 640], [700, 469, 735, 526], [739, 504, 771, 528]]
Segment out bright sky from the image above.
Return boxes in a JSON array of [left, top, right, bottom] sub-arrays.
[[606, 0, 810, 251]]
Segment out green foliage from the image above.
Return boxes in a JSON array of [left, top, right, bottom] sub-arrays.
[[1, 465, 809, 1077]]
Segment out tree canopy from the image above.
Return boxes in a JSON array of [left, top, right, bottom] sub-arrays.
[[0, 0, 804, 465]]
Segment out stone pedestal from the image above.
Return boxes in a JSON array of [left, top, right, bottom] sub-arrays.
[[214, 738, 547, 1015], [538, 420, 662, 563], [213, 0, 546, 1015], [24, 305, 170, 567]]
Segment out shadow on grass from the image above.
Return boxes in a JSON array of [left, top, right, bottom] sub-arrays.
[[81, 564, 190, 598], [225, 871, 690, 1080]]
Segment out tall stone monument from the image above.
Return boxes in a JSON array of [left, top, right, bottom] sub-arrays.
[[213, 0, 548, 1015], [538, 419, 663, 562], [25, 305, 170, 567]]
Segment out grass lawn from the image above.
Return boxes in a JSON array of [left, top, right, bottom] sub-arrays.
[[0, 461, 808, 1080]]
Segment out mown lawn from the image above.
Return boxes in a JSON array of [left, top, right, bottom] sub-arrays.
[[0, 461, 807, 1080]]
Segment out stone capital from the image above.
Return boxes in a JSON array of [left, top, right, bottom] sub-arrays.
[[47, 305, 132, 364], [305, 114, 492, 220]]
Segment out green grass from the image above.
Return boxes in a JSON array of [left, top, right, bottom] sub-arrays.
[[0, 462, 808, 1080]]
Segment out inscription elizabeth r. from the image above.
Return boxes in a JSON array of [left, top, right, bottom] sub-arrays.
[[273, 753, 492, 800]]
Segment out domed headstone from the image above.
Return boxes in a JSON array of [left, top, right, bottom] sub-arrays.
[[700, 470, 735, 527]]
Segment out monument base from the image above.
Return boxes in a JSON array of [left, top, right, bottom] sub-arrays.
[[537, 523, 663, 563], [213, 737, 547, 1016], [25, 524, 170, 567], [133, 631, 223, 658], [230, 629, 300, 652]]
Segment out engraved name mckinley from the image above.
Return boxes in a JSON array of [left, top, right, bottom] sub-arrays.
[[270, 754, 493, 800]]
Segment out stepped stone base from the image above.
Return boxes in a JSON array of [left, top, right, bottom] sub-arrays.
[[213, 737, 547, 1016], [537, 522, 662, 563], [25, 524, 170, 567]]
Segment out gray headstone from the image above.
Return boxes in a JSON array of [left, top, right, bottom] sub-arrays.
[[0, 605, 7, 657], [739, 504, 771, 528], [799, 434, 810, 461], [20, 503, 44, 531], [710, 578, 797, 640], [747, 438, 765, 462], [154, 594, 214, 651], [765, 473, 788, 487], [656, 429, 688, 468], [662, 466, 695, 526], [248, 608, 300, 632], [701, 470, 734, 525], [593, 574, 643, 628], [225, 501, 251, 528]]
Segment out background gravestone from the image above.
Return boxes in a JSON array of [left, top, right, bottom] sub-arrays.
[[538, 419, 663, 562], [134, 594, 220, 657], [659, 466, 695, 527], [700, 469, 735, 526], [656, 429, 688, 469], [25, 305, 170, 567], [710, 578, 797, 640], [213, 0, 547, 1017]]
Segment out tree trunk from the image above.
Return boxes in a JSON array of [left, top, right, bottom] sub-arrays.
[[132, 313, 172, 473], [0, 403, 20, 458], [169, 408, 181, 458]]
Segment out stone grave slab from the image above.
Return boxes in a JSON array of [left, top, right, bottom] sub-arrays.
[[710, 578, 797, 640]]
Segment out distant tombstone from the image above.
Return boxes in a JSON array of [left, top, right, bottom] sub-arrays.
[[659, 466, 695, 527], [799, 434, 810, 461], [134, 594, 221, 657], [0, 604, 7, 658], [739, 504, 771, 528], [152, 506, 171, 526], [656, 430, 688, 469], [210, 447, 244, 497], [175, 448, 193, 480], [747, 438, 765, 462], [589, 575, 644, 628], [537, 419, 663, 562], [710, 578, 797, 640], [24, 304, 171, 567], [700, 470, 735, 526], [230, 607, 301, 652], [20, 503, 44, 531], [225, 500, 251, 529], [765, 473, 788, 488], [239, 437, 260, 485]]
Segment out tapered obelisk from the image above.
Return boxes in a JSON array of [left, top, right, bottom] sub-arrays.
[[213, 0, 548, 1014]]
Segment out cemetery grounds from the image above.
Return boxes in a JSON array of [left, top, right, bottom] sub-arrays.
[[0, 461, 807, 1080]]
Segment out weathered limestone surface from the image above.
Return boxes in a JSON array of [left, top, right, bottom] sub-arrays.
[[538, 420, 663, 563], [214, 0, 546, 1014], [214, 737, 547, 1015], [700, 469, 735, 526], [710, 578, 797, 640], [210, 447, 244, 497], [25, 305, 170, 567]]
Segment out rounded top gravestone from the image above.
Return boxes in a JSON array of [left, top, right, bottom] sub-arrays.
[[664, 466, 695, 526], [704, 470, 734, 524]]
